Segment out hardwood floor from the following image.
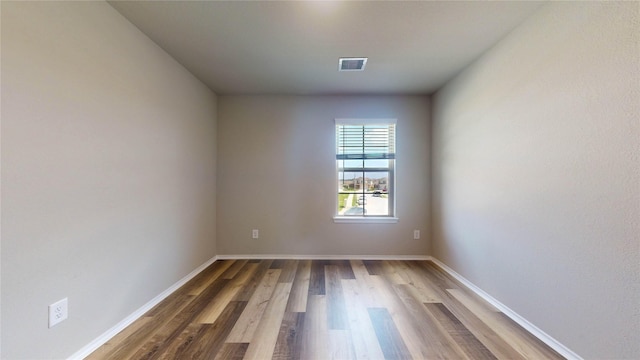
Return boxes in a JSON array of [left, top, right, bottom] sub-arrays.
[[87, 259, 564, 359]]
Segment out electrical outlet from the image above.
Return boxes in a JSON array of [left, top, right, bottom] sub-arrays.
[[49, 297, 68, 328], [413, 230, 420, 240], [252, 229, 259, 239]]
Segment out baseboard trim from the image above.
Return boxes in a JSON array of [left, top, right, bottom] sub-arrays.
[[70, 255, 578, 359], [68, 256, 218, 360], [216, 254, 430, 260], [428, 256, 582, 360]]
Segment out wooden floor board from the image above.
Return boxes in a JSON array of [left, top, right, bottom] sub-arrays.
[[88, 259, 565, 360], [226, 269, 281, 343], [326, 265, 348, 330], [285, 260, 311, 312], [448, 288, 562, 359], [155, 323, 202, 360], [242, 282, 293, 360], [186, 260, 235, 296], [84, 317, 153, 360], [341, 279, 387, 360], [300, 295, 329, 360], [330, 259, 356, 280], [329, 329, 356, 359], [272, 312, 305, 360], [277, 260, 299, 283], [368, 307, 412, 360], [213, 343, 249, 360], [350, 259, 383, 308], [96, 293, 197, 360], [370, 274, 459, 359], [392, 283, 470, 359], [221, 260, 250, 280], [196, 263, 258, 324], [308, 260, 328, 296], [232, 259, 273, 302], [394, 263, 442, 303], [128, 278, 235, 359], [442, 289, 529, 359], [362, 260, 384, 276], [425, 302, 498, 360]]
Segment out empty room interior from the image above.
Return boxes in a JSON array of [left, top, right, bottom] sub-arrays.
[[1, 1, 638, 359]]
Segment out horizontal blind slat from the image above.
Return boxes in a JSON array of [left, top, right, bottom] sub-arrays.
[[336, 123, 395, 159]]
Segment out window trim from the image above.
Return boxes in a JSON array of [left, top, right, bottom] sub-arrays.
[[333, 118, 398, 223], [333, 216, 399, 224]]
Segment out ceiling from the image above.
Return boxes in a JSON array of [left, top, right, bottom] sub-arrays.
[[109, 1, 545, 95]]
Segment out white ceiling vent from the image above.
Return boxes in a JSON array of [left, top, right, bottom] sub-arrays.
[[339, 57, 367, 71]]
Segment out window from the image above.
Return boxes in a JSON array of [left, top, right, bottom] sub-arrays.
[[335, 119, 397, 222]]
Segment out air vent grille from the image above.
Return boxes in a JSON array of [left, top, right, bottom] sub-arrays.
[[339, 57, 367, 71]]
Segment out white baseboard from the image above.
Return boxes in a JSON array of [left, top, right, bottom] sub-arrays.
[[216, 254, 430, 260], [69, 254, 426, 358], [68, 256, 218, 360], [428, 256, 582, 360], [71, 255, 577, 360]]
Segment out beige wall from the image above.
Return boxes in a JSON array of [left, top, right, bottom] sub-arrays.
[[1, 2, 218, 358], [431, 2, 639, 358], [217, 96, 430, 256]]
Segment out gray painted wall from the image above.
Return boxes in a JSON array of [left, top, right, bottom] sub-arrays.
[[3, 1, 637, 358], [1, 2, 218, 358], [217, 96, 430, 256], [431, 2, 639, 358]]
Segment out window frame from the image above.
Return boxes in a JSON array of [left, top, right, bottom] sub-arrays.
[[333, 118, 398, 223]]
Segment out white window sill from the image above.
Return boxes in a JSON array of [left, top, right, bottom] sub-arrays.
[[333, 216, 399, 224]]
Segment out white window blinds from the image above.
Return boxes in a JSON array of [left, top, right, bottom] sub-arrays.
[[336, 121, 396, 161]]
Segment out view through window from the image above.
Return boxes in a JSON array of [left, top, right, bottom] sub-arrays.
[[336, 119, 396, 217]]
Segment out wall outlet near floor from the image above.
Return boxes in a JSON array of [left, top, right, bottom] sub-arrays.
[[49, 297, 68, 328], [252, 229, 259, 239], [413, 230, 420, 240]]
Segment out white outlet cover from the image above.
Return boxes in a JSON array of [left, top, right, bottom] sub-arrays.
[[49, 297, 68, 328], [413, 230, 420, 239]]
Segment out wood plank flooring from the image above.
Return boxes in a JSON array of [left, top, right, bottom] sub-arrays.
[[87, 260, 564, 360]]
